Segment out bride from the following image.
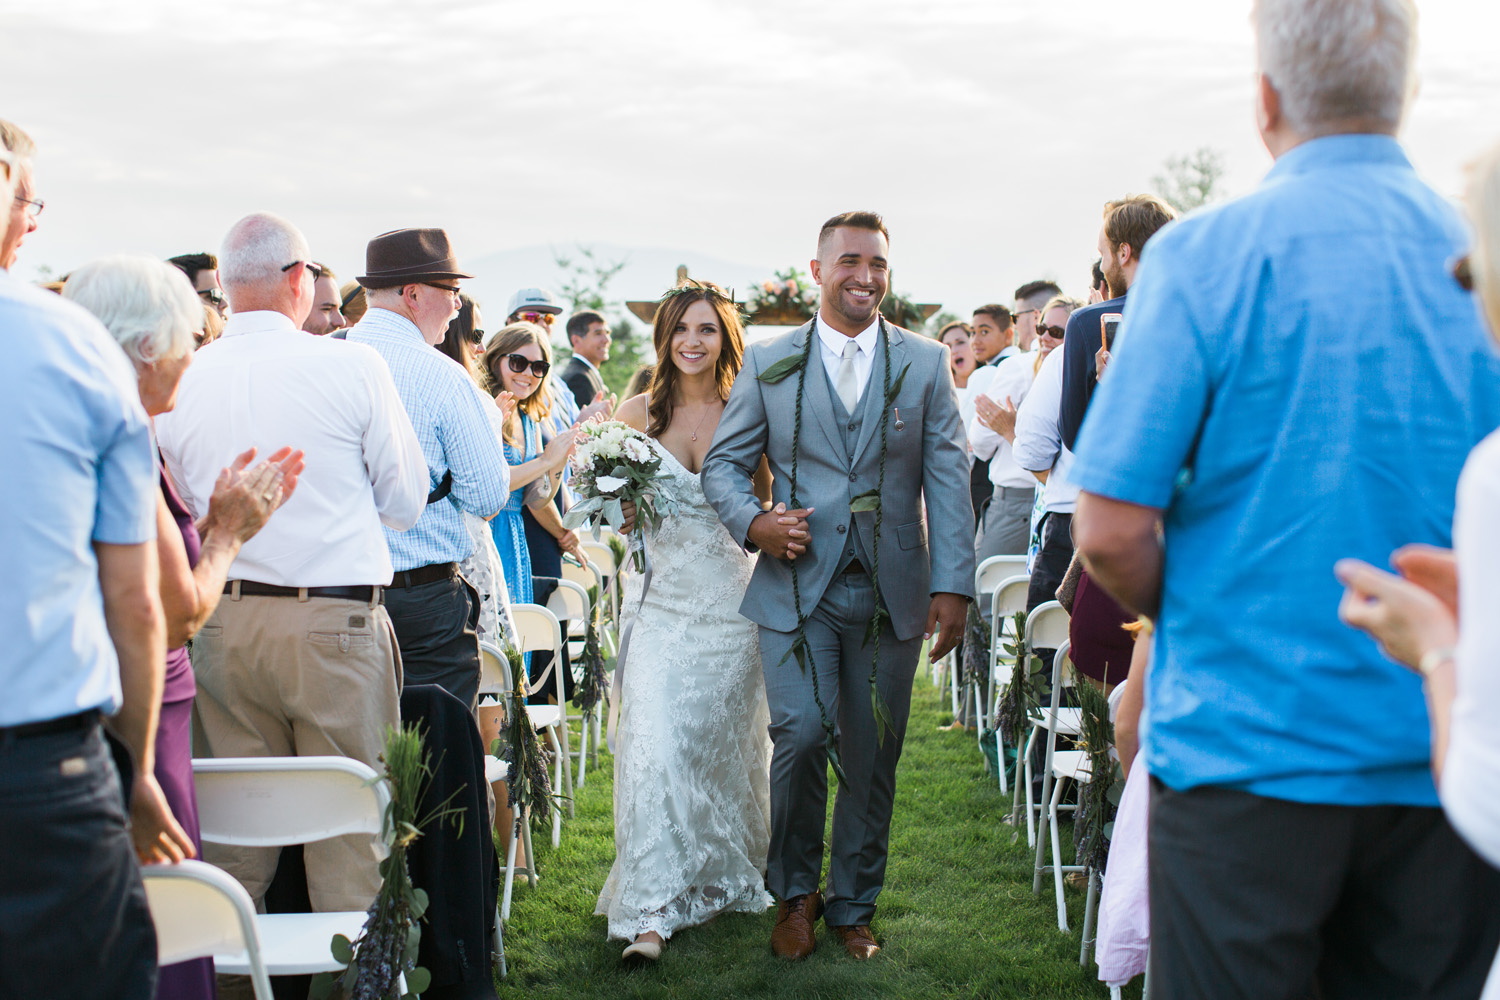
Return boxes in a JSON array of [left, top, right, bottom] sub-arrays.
[[595, 280, 775, 960]]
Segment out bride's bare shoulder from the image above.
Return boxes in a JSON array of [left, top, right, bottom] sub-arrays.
[[617, 392, 650, 432]]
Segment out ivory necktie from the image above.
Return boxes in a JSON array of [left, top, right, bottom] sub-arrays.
[[836, 340, 860, 414]]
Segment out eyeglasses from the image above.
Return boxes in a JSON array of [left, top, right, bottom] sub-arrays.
[[198, 288, 226, 307], [504, 353, 551, 378], [1452, 254, 1474, 293], [466, 328, 485, 346], [281, 260, 324, 279], [1037, 323, 1067, 339], [424, 281, 460, 295], [519, 311, 556, 326], [14, 195, 43, 219], [1013, 308, 1040, 320]]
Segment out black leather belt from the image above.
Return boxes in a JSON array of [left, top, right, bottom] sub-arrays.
[[387, 562, 457, 590], [0, 709, 99, 742], [225, 581, 382, 602]]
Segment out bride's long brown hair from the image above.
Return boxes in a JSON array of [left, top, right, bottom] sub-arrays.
[[645, 280, 746, 437]]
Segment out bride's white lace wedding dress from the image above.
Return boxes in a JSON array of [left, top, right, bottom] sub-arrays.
[[594, 441, 773, 941]]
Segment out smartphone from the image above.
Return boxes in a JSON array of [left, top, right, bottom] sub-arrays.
[[1100, 313, 1123, 350]]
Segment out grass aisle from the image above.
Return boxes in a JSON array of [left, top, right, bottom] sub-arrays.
[[495, 667, 1130, 999]]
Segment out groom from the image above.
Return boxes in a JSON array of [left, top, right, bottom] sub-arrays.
[[703, 211, 974, 960]]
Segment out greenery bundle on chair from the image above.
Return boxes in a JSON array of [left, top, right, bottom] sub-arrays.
[[311, 724, 461, 1000], [571, 584, 609, 715], [494, 644, 563, 828], [1073, 678, 1122, 874], [996, 611, 1044, 748]]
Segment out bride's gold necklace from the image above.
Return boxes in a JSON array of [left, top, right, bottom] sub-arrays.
[[683, 398, 722, 442]]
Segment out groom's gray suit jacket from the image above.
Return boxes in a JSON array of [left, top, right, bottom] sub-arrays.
[[702, 320, 976, 639]]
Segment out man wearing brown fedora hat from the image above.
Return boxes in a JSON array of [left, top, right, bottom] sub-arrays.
[[346, 228, 512, 709]]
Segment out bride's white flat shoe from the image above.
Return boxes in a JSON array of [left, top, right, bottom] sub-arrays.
[[622, 939, 663, 962]]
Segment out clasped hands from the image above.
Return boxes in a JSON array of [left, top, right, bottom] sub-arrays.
[[973, 393, 1017, 442]]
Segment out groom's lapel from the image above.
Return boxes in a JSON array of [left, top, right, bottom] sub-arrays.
[[851, 319, 904, 467], [793, 323, 844, 460]]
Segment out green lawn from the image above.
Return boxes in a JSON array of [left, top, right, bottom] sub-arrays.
[[494, 664, 1135, 999]]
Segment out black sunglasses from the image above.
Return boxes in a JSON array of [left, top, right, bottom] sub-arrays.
[[504, 353, 550, 378], [198, 287, 226, 307], [1452, 254, 1473, 293], [465, 328, 485, 346], [281, 260, 325, 280], [1037, 323, 1067, 339]]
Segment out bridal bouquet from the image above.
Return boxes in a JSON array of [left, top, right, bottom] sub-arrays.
[[562, 420, 678, 572]]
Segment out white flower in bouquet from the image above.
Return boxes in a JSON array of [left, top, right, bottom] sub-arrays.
[[562, 420, 679, 571]]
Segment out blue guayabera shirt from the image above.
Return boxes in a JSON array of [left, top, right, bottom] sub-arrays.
[[1071, 135, 1500, 807], [347, 308, 511, 572]]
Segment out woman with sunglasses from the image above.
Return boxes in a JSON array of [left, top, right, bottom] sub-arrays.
[[481, 323, 581, 638]]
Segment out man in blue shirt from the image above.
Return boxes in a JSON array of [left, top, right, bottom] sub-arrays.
[[1071, 2, 1500, 996], [348, 229, 512, 709], [0, 119, 187, 1000]]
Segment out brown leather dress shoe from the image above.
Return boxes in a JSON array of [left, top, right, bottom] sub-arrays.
[[830, 924, 880, 960], [770, 892, 824, 960]]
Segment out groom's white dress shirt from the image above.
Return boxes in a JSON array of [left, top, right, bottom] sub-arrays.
[[816, 314, 879, 405]]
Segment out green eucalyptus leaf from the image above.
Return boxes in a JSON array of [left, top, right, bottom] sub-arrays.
[[330, 933, 354, 965], [407, 967, 433, 993], [309, 973, 335, 1000], [341, 964, 359, 991], [406, 922, 422, 955], [411, 887, 429, 918], [850, 490, 880, 513], [757, 352, 806, 384]]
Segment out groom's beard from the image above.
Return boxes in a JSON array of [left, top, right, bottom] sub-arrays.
[[829, 285, 884, 329]]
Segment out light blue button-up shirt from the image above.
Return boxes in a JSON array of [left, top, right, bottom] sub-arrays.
[[347, 309, 511, 571], [1071, 135, 1500, 807], [0, 272, 157, 726]]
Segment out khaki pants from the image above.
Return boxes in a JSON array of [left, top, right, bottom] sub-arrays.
[[190, 588, 401, 912]]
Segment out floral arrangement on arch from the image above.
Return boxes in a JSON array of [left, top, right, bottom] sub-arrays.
[[747, 267, 820, 324]]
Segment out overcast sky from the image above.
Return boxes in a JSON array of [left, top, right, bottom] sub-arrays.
[[4, 0, 1498, 317]]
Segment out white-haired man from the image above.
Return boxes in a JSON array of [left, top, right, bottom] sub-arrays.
[[0, 118, 180, 1000], [1071, 1, 1500, 996], [156, 213, 427, 916]]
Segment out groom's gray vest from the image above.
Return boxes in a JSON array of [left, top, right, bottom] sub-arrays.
[[702, 320, 976, 640]]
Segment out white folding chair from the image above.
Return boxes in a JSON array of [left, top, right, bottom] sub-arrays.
[[141, 860, 273, 1000], [1013, 601, 1075, 848], [546, 578, 595, 787], [509, 605, 574, 844], [986, 574, 1032, 794], [1030, 641, 1094, 930], [478, 640, 536, 925], [579, 538, 620, 629], [975, 554, 1029, 601], [192, 756, 404, 986], [561, 555, 611, 753]]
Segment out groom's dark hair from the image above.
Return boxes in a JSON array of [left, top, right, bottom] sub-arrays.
[[818, 210, 889, 255]]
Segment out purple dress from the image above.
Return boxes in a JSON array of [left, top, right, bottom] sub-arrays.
[[155, 472, 215, 1000]]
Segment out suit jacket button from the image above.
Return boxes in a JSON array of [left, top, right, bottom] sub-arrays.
[[837, 524, 847, 534], [848, 472, 857, 482]]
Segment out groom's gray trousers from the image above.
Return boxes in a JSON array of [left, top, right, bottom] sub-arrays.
[[758, 568, 922, 927]]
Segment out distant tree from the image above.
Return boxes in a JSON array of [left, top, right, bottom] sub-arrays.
[[925, 310, 961, 337], [551, 244, 647, 399], [1152, 147, 1228, 213]]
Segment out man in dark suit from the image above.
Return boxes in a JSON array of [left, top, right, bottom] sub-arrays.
[[560, 309, 611, 410]]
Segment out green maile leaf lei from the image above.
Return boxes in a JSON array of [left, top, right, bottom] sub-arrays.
[[766, 319, 909, 792]]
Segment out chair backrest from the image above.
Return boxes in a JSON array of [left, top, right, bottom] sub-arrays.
[[580, 539, 618, 577], [193, 756, 389, 848], [990, 575, 1031, 621], [546, 578, 591, 628], [1023, 600, 1071, 653], [976, 554, 1029, 600], [141, 860, 271, 993], [510, 603, 564, 691], [560, 557, 603, 597], [478, 639, 512, 698]]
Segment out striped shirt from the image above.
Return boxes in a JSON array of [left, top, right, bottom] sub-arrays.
[[347, 309, 511, 571]]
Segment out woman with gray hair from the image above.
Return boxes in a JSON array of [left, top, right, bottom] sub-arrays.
[[65, 255, 304, 1000]]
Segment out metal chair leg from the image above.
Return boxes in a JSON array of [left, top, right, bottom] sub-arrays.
[[1048, 775, 1069, 931], [1080, 867, 1100, 965]]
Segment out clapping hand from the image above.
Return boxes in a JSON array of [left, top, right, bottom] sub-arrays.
[[577, 390, 617, 425], [205, 446, 305, 544], [495, 390, 518, 423], [1334, 557, 1458, 671], [974, 393, 1018, 442]]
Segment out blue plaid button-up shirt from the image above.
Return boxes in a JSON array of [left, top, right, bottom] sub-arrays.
[[347, 309, 511, 571]]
